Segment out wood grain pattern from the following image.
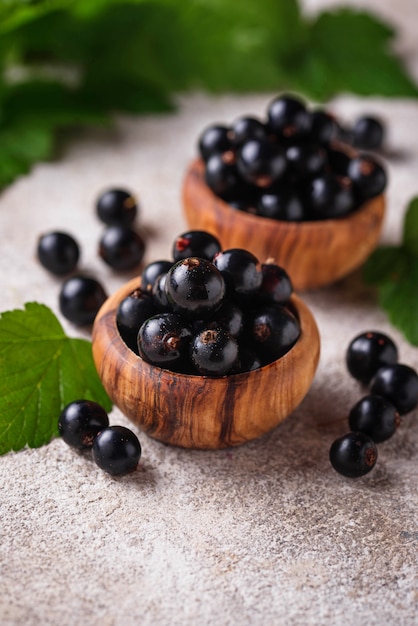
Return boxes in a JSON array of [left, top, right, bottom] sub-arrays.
[[92, 278, 320, 450], [182, 158, 385, 290]]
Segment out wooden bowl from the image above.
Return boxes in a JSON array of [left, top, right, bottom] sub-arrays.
[[92, 277, 320, 450], [182, 158, 385, 290]]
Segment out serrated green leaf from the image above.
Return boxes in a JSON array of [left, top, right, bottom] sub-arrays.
[[402, 196, 418, 256], [0, 302, 112, 455]]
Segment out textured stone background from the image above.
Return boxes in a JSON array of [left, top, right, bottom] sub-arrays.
[[1, 1, 418, 624]]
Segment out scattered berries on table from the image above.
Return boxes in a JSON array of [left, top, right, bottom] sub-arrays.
[[37, 231, 80, 275], [370, 364, 418, 415], [348, 394, 400, 443], [96, 188, 138, 226], [99, 225, 145, 271], [58, 400, 109, 449], [346, 331, 398, 384], [329, 432, 378, 478], [92, 425, 142, 476], [59, 275, 108, 325]]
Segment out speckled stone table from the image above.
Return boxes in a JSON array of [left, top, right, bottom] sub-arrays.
[[1, 1, 418, 624]]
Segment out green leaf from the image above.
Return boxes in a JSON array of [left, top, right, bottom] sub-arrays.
[[402, 196, 418, 257], [0, 302, 112, 455]]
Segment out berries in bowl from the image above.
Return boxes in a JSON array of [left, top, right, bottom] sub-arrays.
[[91, 231, 320, 449], [182, 94, 386, 291]]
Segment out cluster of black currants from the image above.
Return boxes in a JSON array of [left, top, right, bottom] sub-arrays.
[[198, 93, 387, 221], [116, 230, 300, 376], [58, 399, 142, 476], [36, 188, 146, 325], [329, 331, 418, 478]]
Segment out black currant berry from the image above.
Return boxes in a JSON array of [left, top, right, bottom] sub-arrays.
[[348, 394, 400, 443], [140, 260, 173, 293], [352, 116, 385, 151], [59, 275, 107, 325], [286, 143, 327, 180], [172, 231, 222, 262], [92, 425, 141, 476], [165, 257, 225, 319], [116, 289, 156, 352], [58, 400, 109, 449], [231, 116, 267, 146], [233, 348, 262, 373], [237, 139, 286, 187], [329, 432, 378, 478], [248, 306, 300, 363], [205, 153, 241, 199], [306, 175, 354, 219], [37, 231, 80, 275], [257, 190, 305, 221], [347, 155, 387, 200], [194, 299, 244, 339], [370, 364, 418, 415], [190, 328, 239, 376], [152, 272, 171, 312], [213, 248, 262, 298], [98, 226, 145, 271], [346, 331, 398, 384], [309, 109, 336, 145], [198, 124, 232, 161], [267, 94, 311, 139], [259, 263, 293, 305], [96, 188, 137, 226], [137, 313, 192, 367]]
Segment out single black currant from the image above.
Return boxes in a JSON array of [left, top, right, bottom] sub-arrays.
[[190, 328, 239, 376], [347, 155, 387, 201], [137, 312, 192, 367], [248, 305, 300, 363], [59, 275, 107, 325], [205, 153, 241, 199], [309, 109, 336, 145], [348, 394, 400, 443], [92, 425, 141, 476], [267, 94, 311, 139], [37, 231, 80, 275], [329, 432, 378, 478], [172, 230, 222, 262], [352, 116, 385, 151], [140, 260, 173, 293], [116, 289, 156, 353], [346, 331, 398, 384], [286, 143, 327, 180], [237, 139, 287, 187], [58, 400, 109, 449], [306, 174, 354, 219], [257, 189, 305, 221], [198, 124, 232, 161], [98, 225, 145, 271], [96, 188, 137, 226], [231, 116, 267, 146], [193, 299, 244, 339], [165, 257, 225, 319], [370, 364, 418, 415], [259, 263, 293, 305], [213, 248, 262, 298]]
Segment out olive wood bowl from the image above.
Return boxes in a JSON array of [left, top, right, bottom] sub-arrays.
[[182, 158, 385, 291], [92, 277, 320, 450]]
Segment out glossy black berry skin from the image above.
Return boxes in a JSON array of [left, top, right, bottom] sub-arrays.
[[99, 226, 145, 271], [137, 312, 192, 367], [329, 432, 378, 478], [205, 153, 241, 199], [309, 109, 336, 145], [267, 94, 311, 139], [213, 248, 262, 298], [165, 257, 225, 319], [194, 299, 244, 339], [140, 260, 173, 293], [152, 272, 171, 312], [347, 155, 387, 201], [37, 231, 80, 275], [346, 331, 398, 384], [58, 400, 109, 449], [59, 275, 107, 325], [172, 231, 222, 262], [198, 124, 232, 161], [190, 328, 239, 376], [116, 289, 156, 353], [248, 305, 300, 363], [96, 188, 137, 226], [92, 425, 141, 476], [352, 116, 385, 151], [231, 116, 267, 146], [257, 190, 305, 221], [348, 394, 400, 443], [370, 364, 418, 415], [259, 263, 293, 305], [286, 143, 327, 180], [237, 139, 286, 187], [307, 175, 354, 219]]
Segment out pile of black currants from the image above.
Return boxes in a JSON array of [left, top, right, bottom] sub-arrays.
[[36, 187, 146, 325], [116, 230, 300, 376], [58, 399, 142, 476], [329, 331, 418, 478], [198, 93, 387, 221]]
